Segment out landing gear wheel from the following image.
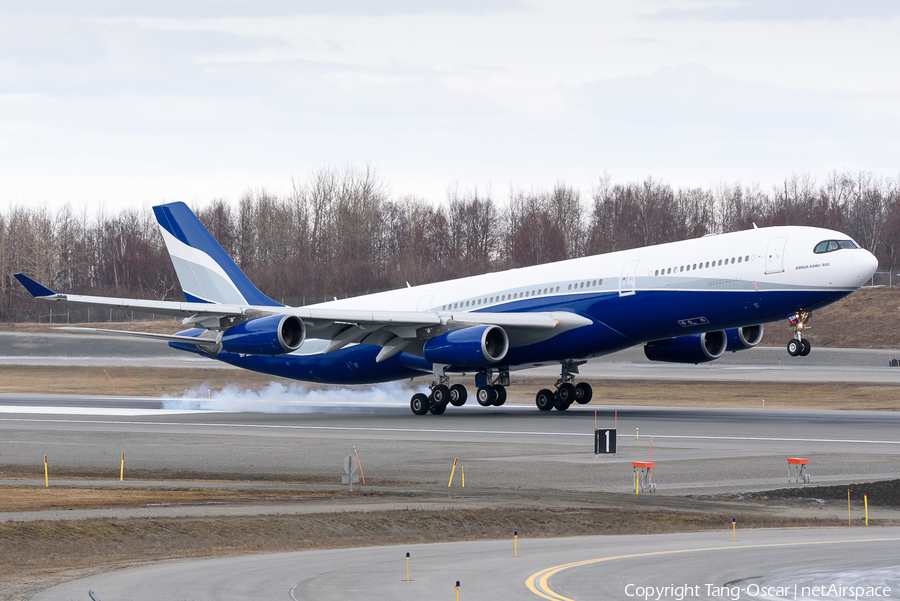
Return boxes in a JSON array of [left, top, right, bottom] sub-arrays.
[[491, 385, 507, 406], [476, 386, 497, 406], [800, 339, 811, 356], [787, 339, 802, 356], [574, 382, 593, 404], [535, 389, 554, 411], [431, 384, 451, 406], [429, 401, 447, 415], [410, 393, 429, 415], [449, 384, 468, 407], [556, 382, 576, 404]]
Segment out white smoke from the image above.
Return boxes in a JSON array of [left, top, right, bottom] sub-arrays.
[[161, 381, 430, 413]]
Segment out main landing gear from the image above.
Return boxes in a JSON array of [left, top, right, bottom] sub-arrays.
[[408, 369, 508, 415], [786, 311, 812, 357], [410, 373, 471, 415], [408, 362, 595, 415], [535, 360, 593, 412]]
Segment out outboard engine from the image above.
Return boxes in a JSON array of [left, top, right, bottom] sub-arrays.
[[221, 314, 306, 355], [725, 325, 764, 352], [644, 330, 728, 364], [423, 325, 509, 367]]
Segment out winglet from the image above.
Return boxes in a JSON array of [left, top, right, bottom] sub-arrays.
[[14, 273, 58, 298]]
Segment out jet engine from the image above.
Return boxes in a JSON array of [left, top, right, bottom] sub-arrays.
[[221, 314, 306, 355], [423, 325, 509, 367], [643, 330, 728, 364], [725, 324, 764, 352]]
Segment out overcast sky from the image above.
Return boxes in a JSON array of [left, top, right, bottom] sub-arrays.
[[1, 0, 898, 210]]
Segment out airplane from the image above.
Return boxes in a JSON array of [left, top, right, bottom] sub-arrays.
[[15, 201, 878, 415]]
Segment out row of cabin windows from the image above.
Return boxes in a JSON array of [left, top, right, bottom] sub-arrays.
[[443, 286, 559, 310], [653, 255, 752, 277], [441, 278, 605, 311]]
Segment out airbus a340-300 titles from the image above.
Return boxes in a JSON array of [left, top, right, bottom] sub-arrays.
[[16, 202, 877, 414]]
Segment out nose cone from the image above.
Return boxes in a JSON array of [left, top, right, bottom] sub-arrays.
[[855, 249, 878, 282]]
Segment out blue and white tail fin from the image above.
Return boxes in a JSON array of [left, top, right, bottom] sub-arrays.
[[154, 202, 282, 307]]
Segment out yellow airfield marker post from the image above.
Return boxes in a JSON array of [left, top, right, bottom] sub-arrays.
[[461, 465, 465, 488], [514, 530, 518, 557], [732, 518, 736, 542], [865, 494, 869, 526], [406, 552, 410, 581], [120, 452, 125, 481], [43, 455, 48, 488], [448, 458, 458, 487], [848, 489, 851, 526], [456, 580, 460, 601]]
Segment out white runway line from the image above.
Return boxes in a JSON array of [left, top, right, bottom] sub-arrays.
[[0, 406, 209, 416], [1, 416, 900, 445]]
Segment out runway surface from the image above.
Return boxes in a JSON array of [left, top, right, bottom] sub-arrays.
[[32, 527, 900, 601], [2, 397, 900, 510]]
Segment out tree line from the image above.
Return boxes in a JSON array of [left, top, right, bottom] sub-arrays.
[[1, 167, 898, 323]]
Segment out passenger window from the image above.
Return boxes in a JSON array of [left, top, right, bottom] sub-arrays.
[[692, 263, 696, 270], [738, 256, 742, 263], [568, 284, 572, 290], [705, 262, 709, 268], [745, 255, 749, 262], [556, 286, 560, 292]]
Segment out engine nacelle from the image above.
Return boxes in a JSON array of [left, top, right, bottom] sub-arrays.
[[644, 330, 728, 364], [423, 325, 509, 367], [221, 314, 306, 355], [725, 324, 764, 352]]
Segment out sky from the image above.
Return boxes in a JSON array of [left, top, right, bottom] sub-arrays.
[[1, 0, 898, 210]]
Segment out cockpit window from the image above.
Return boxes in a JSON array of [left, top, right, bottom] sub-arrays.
[[814, 239, 859, 253]]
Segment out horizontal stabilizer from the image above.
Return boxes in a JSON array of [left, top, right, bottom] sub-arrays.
[[55, 327, 218, 345]]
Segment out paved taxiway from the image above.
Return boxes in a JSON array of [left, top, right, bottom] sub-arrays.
[[33, 527, 900, 601]]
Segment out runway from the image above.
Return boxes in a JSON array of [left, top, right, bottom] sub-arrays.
[[32, 527, 900, 601], [2, 399, 900, 504]]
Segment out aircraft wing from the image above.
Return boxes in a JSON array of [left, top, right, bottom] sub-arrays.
[[14, 273, 244, 318], [15, 273, 591, 359]]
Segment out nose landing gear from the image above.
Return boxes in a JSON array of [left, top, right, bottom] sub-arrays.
[[786, 311, 812, 357]]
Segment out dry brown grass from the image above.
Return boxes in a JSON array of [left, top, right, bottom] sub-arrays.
[[0, 486, 349, 512], [0, 320, 183, 335], [3, 365, 900, 410]]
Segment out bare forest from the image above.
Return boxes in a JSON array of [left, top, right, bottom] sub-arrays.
[[1, 168, 898, 323]]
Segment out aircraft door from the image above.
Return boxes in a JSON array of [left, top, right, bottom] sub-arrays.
[[619, 259, 640, 297], [765, 237, 787, 274]]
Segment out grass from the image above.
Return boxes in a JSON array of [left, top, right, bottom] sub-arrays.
[[0, 507, 863, 600]]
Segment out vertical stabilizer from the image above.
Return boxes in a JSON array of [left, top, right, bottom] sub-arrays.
[[153, 202, 281, 307]]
